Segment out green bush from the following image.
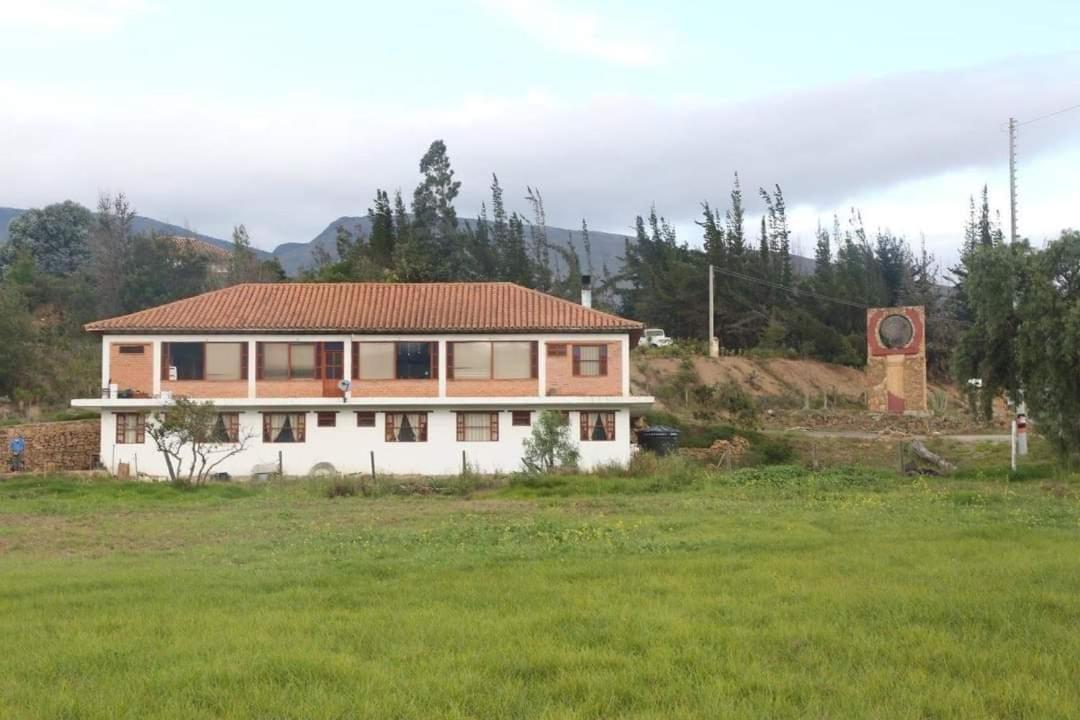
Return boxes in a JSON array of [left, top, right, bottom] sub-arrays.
[[745, 436, 795, 465]]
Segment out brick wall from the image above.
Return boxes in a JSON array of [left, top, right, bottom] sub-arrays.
[[109, 343, 153, 396], [163, 380, 249, 398], [256, 379, 325, 398], [447, 378, 540, 397], [545, 341, 622, 396], [0, 419, 100, 472], [352, 379, 438, 397]]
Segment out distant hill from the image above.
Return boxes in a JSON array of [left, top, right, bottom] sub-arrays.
[[273, 215, 816, 278], [0, 207, 271, 260], [3, 204, 813, 278]]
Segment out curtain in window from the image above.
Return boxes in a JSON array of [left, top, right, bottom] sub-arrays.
[[262, 343, 290, 379], [386, 413, 427, 442], [579, 412, 615, 441], [206, 343, 243, 381], [459, 412, 496, 441], [576, 345, 602, 376], [357, 343, 394, 379], [266, 413, 305, 443], [115, 413, 145, 444], [452, 342, 491, 379], [493, 342, 531, 379], [290, 344, 316, 378]]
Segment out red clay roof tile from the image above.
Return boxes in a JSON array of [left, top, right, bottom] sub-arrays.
[[85, 282, 642, 333]]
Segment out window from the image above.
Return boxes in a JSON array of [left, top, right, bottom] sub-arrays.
[[289, 344, 317, 378], [210, 413, 240, 443], [450, 342, 491, 379], [547, 343, 567, 357], [511, 410, 532, 427], [580, 411, 616, 441], [115, 413, 145, 444], [258, 342, 320, 380], [457, 412, 499, 441], [317, 411, 337, 428], [385, 412, 427, 442], [449, 341, 537, 380], [206, 343, 244, 381], [493, 342, 532, 379], [396, 342, 434, 379], [262, 413, 306, 443], [573, 344, 608, 377], [169, 342, 205, 380], [353, 342, 437, 380], [355, 411, 376, 427], [323, 342, 344, 380], [118, 345, 144, 354]]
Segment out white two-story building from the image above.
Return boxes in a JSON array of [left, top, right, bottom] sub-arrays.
[[73, 282, 653, 477]]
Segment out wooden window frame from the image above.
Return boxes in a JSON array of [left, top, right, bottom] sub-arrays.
[[511, 410, 532, 427], [447, 341, 538, 381], [572, 344, 609, 378], [256, 342, 330, 381], [161, 341, 247, 381], [385, 412, 429, 442], [261, 412, 307, 443], [316, 411, 337, 428], [456, 411, 499, 442], [115, 413, 145, 444], [352, 342, 438, 381], [546, 343, 567, 357], [117, 344, 145, 354], [211, 412, 241, 443], [579, 411, 616, 442], [355, 411, 376, 427]]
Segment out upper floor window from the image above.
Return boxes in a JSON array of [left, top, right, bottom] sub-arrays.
[[352, 342, 437, 380], [572, 344, 608, 377], [448, 341, 536, 380], [117, 344, 145, 354], [162, 342, 246, 381], [260, 342, 316, 380]]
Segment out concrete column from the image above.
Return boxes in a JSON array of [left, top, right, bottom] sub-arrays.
[[621, 336, 630, 396], [150, 340, 161, 397], [438, 339, 447, 397], [538, 340, 547, 397], [247, 340, 257, 399]]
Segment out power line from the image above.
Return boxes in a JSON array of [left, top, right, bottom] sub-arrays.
[[709, 264, 869, 310], [1018, 102, 1080, 126]]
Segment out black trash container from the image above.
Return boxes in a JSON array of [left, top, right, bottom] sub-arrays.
[[638, 425, 681, 456]]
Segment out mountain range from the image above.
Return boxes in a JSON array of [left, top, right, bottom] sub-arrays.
[[1, 206, 815, 277]]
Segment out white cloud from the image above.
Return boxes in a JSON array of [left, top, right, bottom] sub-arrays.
[[0, 54, 1076, 262], [477, 0, 667, 66], [0, 0, 149, 33]]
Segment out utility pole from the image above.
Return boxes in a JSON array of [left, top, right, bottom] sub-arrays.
[[708, 265, 718, 357], [1008, 116, 1018, 243]]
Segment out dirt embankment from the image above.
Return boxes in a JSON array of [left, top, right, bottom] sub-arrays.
[[631, 353, 1001, 434]]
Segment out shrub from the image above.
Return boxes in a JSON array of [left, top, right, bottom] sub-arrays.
[[745, 436, 795, 465], [522, 410, 580, 473], [325, 478, 361, 498]]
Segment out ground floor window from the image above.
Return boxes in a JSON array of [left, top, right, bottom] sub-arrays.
[[457, 411, 498, 441], [211, 412, 241, 443], [511, 410, 532, 427], [580, 411, 616, 441], [262, 413, 306, 443], [385, 412, 427, 442], [115, 413, 145, 444], [355, 411, 376, 427], [317, 411, 337, 428]]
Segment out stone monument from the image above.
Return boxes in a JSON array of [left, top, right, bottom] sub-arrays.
[[866, 306, 927, 414]]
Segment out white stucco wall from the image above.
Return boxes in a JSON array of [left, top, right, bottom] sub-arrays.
[[99, 408, 633, 478]]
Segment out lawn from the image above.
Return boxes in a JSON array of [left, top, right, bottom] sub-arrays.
[[1, 463, 1079, 719]]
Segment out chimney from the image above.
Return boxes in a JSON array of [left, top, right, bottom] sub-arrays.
[[580, 274, 592, 308]]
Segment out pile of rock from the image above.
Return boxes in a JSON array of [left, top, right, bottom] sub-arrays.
[[0, 419, 100, 473]]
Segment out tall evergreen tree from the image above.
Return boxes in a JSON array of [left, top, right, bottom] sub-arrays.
[[725, 173, 746, 259], [367, 189, 396, 269]]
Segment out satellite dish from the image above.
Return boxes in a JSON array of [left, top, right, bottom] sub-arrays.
[[337, 379, 351, 393]]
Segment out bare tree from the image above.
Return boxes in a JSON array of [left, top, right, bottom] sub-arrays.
[[146, 398, 254, 485]]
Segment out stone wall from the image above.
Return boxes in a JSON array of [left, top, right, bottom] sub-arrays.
[[0, 419, 101, 473]]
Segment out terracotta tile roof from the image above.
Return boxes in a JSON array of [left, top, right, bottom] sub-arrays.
[[85, 282, 643, 333]]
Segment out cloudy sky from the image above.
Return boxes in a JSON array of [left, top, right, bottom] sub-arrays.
[[2, 0, 1078, 266]]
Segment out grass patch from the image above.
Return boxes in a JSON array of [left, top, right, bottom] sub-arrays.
[[1, 470, 1079, 718]]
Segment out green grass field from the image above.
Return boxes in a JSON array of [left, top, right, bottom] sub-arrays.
[[1, 462, 1079, 719]]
